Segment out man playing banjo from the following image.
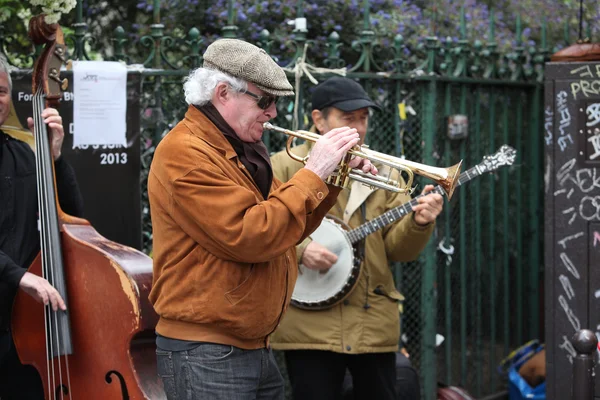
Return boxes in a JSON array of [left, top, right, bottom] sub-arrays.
[[270, 77, 444, 400]]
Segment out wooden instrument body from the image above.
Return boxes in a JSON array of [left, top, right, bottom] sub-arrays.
[[12, 224, 165, 400]]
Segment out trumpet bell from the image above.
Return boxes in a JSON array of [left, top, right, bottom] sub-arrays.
[[439, 160, 462, 199]]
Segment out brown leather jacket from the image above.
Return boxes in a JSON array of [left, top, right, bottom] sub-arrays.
[[148, 106, 340, 349]]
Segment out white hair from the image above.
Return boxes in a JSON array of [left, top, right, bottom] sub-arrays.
[[183, 67, 248, 106], [0, 54, 12, 91]]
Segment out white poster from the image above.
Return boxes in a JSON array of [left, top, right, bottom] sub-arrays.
[[73, 61, 127, 147]]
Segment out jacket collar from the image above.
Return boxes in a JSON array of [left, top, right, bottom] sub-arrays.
[[182, 104, 238, 161], [182, 104, 274, 199], [344, 181, 375, 224], [344, 163, 396, 223]]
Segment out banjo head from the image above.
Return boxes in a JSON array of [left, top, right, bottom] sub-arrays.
[[292, 217, 360, 310]]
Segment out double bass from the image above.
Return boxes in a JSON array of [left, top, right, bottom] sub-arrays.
[[11, 15, 165, 399]]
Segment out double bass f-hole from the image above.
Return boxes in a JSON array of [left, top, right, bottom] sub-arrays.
[[105, 371, 131, 399]]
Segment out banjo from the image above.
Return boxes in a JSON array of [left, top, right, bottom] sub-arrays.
[[292, 145, 517, 310]]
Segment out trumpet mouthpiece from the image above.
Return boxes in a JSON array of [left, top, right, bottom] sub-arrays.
[[263, 122, 274, 130]]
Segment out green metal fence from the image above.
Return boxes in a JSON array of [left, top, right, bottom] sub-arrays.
[[1, 1, 553, 398]]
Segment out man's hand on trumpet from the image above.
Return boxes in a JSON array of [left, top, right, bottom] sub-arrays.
[[304, 126, 377, 181]]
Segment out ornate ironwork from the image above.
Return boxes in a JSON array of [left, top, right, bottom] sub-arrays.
[[181, 27, 203, 69], [324, 32, 344, 69], [109, 26, 129, 63]]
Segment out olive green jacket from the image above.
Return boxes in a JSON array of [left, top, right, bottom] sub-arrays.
[[270, 142, 435, 354]]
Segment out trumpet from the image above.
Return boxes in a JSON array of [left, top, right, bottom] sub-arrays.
[[263, 122, 463, 199]]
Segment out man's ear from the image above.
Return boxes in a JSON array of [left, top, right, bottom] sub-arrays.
[[214, 82, 230, 105], [311, 109, 325, 133]]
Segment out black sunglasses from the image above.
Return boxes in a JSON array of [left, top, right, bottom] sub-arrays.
[[242, 90, 277, 110]]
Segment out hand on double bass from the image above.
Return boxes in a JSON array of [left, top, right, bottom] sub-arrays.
[[27, 107, 64, 160], [19, 272, 66, 312]]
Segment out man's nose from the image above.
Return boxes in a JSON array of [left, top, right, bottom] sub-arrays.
[[264, 102, 277, 119], [350, 123, 367, 136]]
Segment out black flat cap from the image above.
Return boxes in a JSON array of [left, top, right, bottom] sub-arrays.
[[312, 77, 381, 112]]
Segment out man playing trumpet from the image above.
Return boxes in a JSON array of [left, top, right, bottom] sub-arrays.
[[147, 40, 376, 399], [270, 77, 444, 400]]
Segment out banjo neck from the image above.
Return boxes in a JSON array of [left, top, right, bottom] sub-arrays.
[[344, 162, 492, 245]]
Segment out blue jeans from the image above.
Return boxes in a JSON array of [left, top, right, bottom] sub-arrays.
[[156, 343, 284, 400]]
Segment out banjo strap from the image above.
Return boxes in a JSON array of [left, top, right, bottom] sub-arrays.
[[359, 202, 371, 310], [359, 202, 367, 261]]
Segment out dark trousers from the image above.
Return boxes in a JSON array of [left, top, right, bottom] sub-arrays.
[[285, 350, 397, 400], [389, 351, 421, 400], [0, 331, 44, 400]]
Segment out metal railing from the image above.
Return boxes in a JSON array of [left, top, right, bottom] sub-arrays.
[[571, 329, 597, 400]]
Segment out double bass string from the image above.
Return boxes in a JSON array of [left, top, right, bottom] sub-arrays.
[[32, 87, 55, 398], [33, 88, 58, 398], [40, 86, 72, 400], [34, 87, 72, 399], [32, 86, 72, 399]]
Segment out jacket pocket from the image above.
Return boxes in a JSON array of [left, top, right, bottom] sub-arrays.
[[373, 284, 405, 301], [224, 265, 256, 305], [155, 349, 178, 399], [187, 343, 235, 361]]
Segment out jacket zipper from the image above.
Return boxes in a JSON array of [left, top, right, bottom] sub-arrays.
[[234, 160, 283, 345], [264, 254, 290, 346], [237, 160, 269, 201]]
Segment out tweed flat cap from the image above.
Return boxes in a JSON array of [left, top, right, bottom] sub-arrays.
[[203, 39, 294, 97]]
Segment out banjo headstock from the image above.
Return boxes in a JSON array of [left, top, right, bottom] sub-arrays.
[[479, 145, 517, 173]]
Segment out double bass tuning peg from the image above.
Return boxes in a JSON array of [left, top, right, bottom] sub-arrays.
[[48, 68, 68, 90], [63, 60, 72, 90], [53, 46, 67, 63]]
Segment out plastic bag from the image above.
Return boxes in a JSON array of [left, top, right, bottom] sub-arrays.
[[499, 340, 546, 400]]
